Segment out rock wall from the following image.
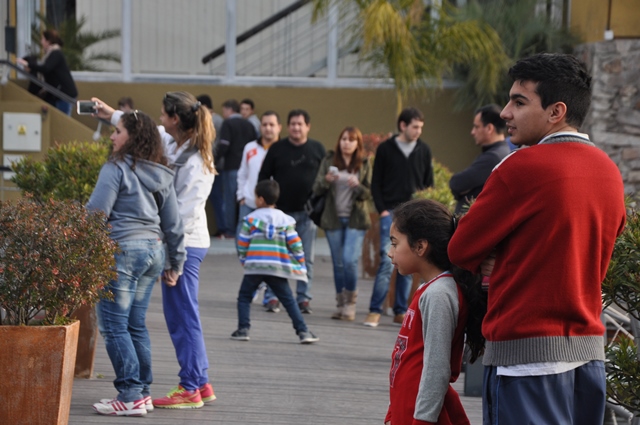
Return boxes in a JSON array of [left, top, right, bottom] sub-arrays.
[[575, 40, 640, 197]]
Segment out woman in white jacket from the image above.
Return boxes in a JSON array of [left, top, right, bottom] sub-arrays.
[[93, 92, 216, 410]]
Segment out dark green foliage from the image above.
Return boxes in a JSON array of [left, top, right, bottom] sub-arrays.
[[454, 0, 581, 108], [11, 140, 110, 204], [0, 197, 117, 326], [603, 201, 640, 416]]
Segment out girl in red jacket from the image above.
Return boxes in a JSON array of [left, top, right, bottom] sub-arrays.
[[385, 199, 485, 425]]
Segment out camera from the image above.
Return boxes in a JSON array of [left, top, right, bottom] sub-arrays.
[[76, 101, 97, 115]]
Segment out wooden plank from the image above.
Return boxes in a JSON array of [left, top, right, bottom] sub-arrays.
[[70, 249, 482, 424]]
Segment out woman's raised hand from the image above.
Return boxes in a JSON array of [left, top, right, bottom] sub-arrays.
[[90, 97, 116, 121]]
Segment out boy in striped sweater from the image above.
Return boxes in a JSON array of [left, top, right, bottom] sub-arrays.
[[232, 180, 319, 344]]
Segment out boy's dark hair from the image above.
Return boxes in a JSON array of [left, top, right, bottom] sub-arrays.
[[117, 96, 134, 109], [222, 99, 240, 113], [261, 110, 280, 123], [475, 104, 506, 133], [397, 107, 424, 131], [240, 98, 255, 109], [255, 180, 280, 206], [508, 53, 592, 128], [287, 109, 310, 125], [393, 199, 486, 363], [196, 94, 213, 110]]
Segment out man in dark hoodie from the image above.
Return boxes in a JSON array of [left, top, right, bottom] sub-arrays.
[[364, 107, 434, 328], [217, 99, 257, 237]]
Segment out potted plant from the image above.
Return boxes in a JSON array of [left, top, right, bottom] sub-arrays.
[[0, 196, 116, 425], [602, 202, 640, 421], [11, 139, 110, 378]]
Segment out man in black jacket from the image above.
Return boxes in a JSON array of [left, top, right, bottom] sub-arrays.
[[450, 104, 511, 214], [258, 109, 326, 314], [364, 107, 434, 327], [218, 99, 257, 237]]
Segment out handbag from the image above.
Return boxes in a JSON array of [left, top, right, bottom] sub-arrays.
[[304, 192, 326, 227]]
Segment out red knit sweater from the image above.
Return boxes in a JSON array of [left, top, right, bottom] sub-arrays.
[[448, 140, 625, 366], [385, 274, 469, 425]]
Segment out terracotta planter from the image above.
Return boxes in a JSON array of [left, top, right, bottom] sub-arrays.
[[0, 320, 80, 425], [71, 305, 98, 378]]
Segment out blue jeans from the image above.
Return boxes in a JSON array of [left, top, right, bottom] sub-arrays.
[[288, 211, 317, 303], [236, 202, 254, 239], [369, 214, 411, 315], [97, 239, 164, 402], [208, 173, 228, 235], [55, 99, 72, 115], [237, 274, 308, 334], [483, 361, 606, 425], [221, 169, 239, 236], [325, 217, 366, 293], [161, 247, 209, 391]]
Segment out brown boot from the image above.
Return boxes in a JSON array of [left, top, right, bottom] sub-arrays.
[[342, 290, 357, 321], [331, 290, 345, 319]]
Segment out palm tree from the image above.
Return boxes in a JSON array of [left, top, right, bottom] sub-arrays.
[[312, 0, 509, 112], [453, 0, 581, 108], [32, 13, 120, 71]]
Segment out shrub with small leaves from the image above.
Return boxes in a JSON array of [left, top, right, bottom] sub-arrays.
[[0, 196, 117, 326], [413, 160, 455, 212], [603, 200, 640, 417], [11, 140, 110, 204]]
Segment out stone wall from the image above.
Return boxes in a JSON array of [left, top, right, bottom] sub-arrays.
[[575, 40, 640, 197]]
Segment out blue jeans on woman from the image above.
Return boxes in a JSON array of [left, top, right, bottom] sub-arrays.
[[369, 213, 411, 315], [96, 239, 164, 402], [237, 274, 308, 334], [161, 247, 209, 391], [55, 99, 72, 116], [325, 217, 366, 293]]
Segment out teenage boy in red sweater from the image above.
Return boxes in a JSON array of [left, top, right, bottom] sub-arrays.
[[449, 53, 626, 425]]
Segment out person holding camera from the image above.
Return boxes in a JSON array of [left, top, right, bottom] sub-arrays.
[[312, 127, 372, 320]]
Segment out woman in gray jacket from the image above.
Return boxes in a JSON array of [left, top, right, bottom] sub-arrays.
[[312, 126, 372, 321], [88, 110, 185, 417]]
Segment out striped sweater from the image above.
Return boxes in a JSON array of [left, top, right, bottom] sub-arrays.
[[237, 207, 307, 281]]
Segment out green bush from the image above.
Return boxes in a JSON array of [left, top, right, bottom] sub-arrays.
[[413, 159, 455, 212], [603, 202, 640, 415], [11, 140, 110, 204], [0, 197, 117, 326]]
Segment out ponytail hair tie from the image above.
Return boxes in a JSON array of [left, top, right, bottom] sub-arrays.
[[451, 215, 458, 232], [191, 101, 201, 112]]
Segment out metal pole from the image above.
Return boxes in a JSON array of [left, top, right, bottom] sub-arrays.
[[326, 3, 338, 82], [225, 0, 236, 81], [121, 0, 132, 82]]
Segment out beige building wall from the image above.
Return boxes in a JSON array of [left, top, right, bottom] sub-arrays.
[[74, 81, 479, 173], [571, 0, 640, 43]]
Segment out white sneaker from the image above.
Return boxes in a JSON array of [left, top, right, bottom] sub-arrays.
[[93, 398, 147, 416], [99, 396, 153, 412]]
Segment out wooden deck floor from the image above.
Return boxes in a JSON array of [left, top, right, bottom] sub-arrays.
[[69, 247, 482, 424]]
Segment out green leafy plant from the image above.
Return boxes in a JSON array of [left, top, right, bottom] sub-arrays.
[[11, 140, 110, 204], [0, 197, 117, 326], [454, 0, 581, 108], [603, 201, 640, 417], [312, 0, 508, 112], [31, 13, 120, 71], [413, 160, 455, 211]]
